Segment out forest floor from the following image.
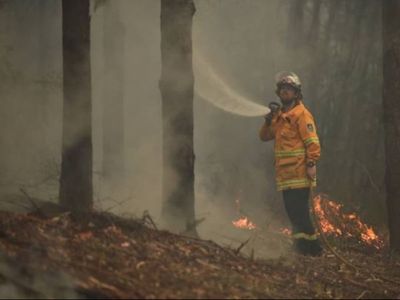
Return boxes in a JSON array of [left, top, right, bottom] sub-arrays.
[[0, 210, 399, 299]]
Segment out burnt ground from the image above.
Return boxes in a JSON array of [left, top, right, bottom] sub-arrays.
[[0, 210, 399, 299]]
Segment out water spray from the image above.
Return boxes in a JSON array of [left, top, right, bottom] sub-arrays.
[[193, 54, 271, 117]]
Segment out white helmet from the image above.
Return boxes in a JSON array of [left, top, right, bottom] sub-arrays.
[[275, 71, 302, 91]]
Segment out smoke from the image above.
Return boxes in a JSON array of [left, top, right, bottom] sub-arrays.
[[0, 0, 62, 205], [0, 0, 288, 260], [0, 252, 79, 299]]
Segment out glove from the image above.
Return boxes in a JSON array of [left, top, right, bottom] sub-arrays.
[[264, 102, 281, 125], [268, 101, 281, 114]]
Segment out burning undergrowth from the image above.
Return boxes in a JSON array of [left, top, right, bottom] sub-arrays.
[[232, 217, 257, 230], [313, 194, 384, 250], [232, 193, 385, 251], [231, 198, 257, 231]]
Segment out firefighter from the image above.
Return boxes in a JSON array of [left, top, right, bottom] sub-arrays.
[[259, 72, 323, 256]]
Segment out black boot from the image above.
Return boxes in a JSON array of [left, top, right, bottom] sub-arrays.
[[294, 238, 323, 257]]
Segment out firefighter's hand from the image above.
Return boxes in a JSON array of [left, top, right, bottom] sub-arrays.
[[264, 112, 274, 125], [307, 165, 317, 180], [265, 102, 280, 124], [268, 102, 281, 114]]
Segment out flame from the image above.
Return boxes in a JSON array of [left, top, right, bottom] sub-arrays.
[[232, 217, 257, 230], [280, 228, 292, 235], [313, 194, 384, 249], [231, 194, 383, 249], [314, 197, 343, 235], [232, 196, 257, 230]]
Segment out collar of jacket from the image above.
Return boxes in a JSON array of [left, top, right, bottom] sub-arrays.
[[278, 101, 305, 123]]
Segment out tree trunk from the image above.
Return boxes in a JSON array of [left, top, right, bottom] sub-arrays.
[[59, 0, 93, 215], [159, 0, 196, 235], [102, 0, 125, 181], [307, 0, 321, 44], [382, 0, 400, 251], [286, 0, 306, 49]]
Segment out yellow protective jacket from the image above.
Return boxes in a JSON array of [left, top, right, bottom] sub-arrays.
[[259, 101, 321, 191]]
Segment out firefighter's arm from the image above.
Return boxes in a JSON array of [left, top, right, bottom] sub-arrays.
[[298, 111, 321, 163], [259, 117, 276, 141]]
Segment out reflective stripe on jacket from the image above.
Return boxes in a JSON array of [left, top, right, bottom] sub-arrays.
[[259, 101, 321, 191]]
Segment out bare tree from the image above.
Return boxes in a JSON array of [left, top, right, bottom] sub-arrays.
[[102, 0, 125, 182], [382, 0, 400, 251], [159, 0, 197, 235], [59, 0, 93, 215]]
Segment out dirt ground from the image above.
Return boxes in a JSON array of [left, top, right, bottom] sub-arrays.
[[0, 210, 399, 299]]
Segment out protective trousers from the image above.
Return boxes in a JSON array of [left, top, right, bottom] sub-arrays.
[[282, 188, 323, 256]]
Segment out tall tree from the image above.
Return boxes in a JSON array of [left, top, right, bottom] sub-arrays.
[[159, 0, 197, 235], [286, 0, 307, 49], [59, 0, 93, 215], [382, 0, 400, 251], [102, 0, 125, 181]]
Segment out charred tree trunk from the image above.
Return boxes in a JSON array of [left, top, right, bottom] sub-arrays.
[[59, 0, 93, 215], [160, 0, 197, 235], [102, 0, 125, 181], [382, 0, 400, 251]]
